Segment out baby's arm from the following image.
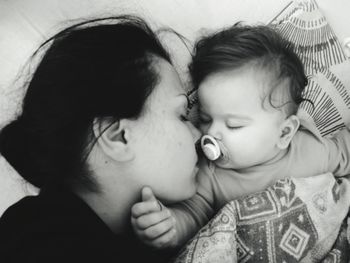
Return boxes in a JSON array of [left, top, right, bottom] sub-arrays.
[[325, 126, 350, 176], [131, 164, 216, 249], [131, 187, 178, 248], [298, 118, 350, 177]]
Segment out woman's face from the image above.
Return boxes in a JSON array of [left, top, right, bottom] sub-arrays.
[[130, 58, 201, 204]]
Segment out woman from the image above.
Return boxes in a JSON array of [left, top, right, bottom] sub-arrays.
[[0, 15, 200, 262]]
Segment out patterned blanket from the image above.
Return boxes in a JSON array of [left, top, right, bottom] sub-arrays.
[[173, 173, 350, 262]]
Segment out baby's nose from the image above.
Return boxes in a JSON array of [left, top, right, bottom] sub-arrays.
[[207, 123, 222, 140]]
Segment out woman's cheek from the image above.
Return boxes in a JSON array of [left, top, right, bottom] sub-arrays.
[[199, 123, 209, 134]]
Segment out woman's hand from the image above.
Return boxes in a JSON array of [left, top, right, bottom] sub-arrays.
[[131, 187, 178, 249]]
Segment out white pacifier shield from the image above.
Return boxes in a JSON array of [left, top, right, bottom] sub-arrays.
[[201, 135, 221, 161]]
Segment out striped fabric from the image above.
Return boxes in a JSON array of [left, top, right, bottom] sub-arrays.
[[271, 0, 350, 137]]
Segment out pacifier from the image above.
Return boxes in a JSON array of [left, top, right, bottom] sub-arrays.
[[200, 135, 221, 161]]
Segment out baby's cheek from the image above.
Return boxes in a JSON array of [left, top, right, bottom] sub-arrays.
[[230, 139, 252, 157]]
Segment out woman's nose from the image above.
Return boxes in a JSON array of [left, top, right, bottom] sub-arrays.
[[188, 122, 201, 143]]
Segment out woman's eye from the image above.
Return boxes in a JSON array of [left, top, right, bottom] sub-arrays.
[[199, 116, 210, 124], [180, 115, 189, 122]]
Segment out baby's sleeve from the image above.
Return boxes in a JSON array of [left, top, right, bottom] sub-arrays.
[[325, 127, 350, 176], [171, 160, 216, 244], [298, 117, 350, 177]]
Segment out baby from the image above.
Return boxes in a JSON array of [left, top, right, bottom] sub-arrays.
[[131, 24, 350, 248]]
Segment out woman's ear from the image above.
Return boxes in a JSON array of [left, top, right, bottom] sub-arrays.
[[92, 118, 134, 162], [277, 115, 300, 149]]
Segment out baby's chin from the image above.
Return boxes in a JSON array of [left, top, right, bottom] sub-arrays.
[[213, 156, 233, 169], [214, 157, 252, 170]]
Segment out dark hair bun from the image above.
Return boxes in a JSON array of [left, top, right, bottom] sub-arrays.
[[0, 119, 43, 187]]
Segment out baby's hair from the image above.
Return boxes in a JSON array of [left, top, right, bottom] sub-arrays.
[[189, 23, 309, 115]]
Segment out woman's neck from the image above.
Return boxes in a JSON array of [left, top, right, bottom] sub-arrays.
[[75, 187, 134, 234], [81, 146, 141, 234]]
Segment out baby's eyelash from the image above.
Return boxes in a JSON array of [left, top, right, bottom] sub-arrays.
[[227, 125, 243, 130]]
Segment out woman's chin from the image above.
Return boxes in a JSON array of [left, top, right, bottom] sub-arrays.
[[164, 178, 198, 204], [183, 176, 199, 199]]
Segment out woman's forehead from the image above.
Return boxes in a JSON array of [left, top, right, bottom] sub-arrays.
[[144, 58, 186, 113], [153, 59, 185, 98]]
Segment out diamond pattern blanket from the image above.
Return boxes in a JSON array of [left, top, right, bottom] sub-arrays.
[[173, 173, 350, 262]]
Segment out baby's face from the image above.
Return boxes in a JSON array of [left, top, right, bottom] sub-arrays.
[[198, 66, 287, 170]]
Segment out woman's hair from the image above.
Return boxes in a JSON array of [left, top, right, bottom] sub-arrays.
[[189, 23, 308, 114], [0, 15, 171, 191]]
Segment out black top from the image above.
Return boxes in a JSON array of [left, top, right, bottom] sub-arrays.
[[0, 185, 175, 263]]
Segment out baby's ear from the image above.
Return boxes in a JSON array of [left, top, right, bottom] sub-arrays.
[[277, 115, 300, 149]]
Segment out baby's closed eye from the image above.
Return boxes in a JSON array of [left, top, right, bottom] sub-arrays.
[[226, 125, 243, 130]]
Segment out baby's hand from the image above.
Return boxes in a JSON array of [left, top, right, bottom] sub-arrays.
[[131, 187, 178, 249]]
